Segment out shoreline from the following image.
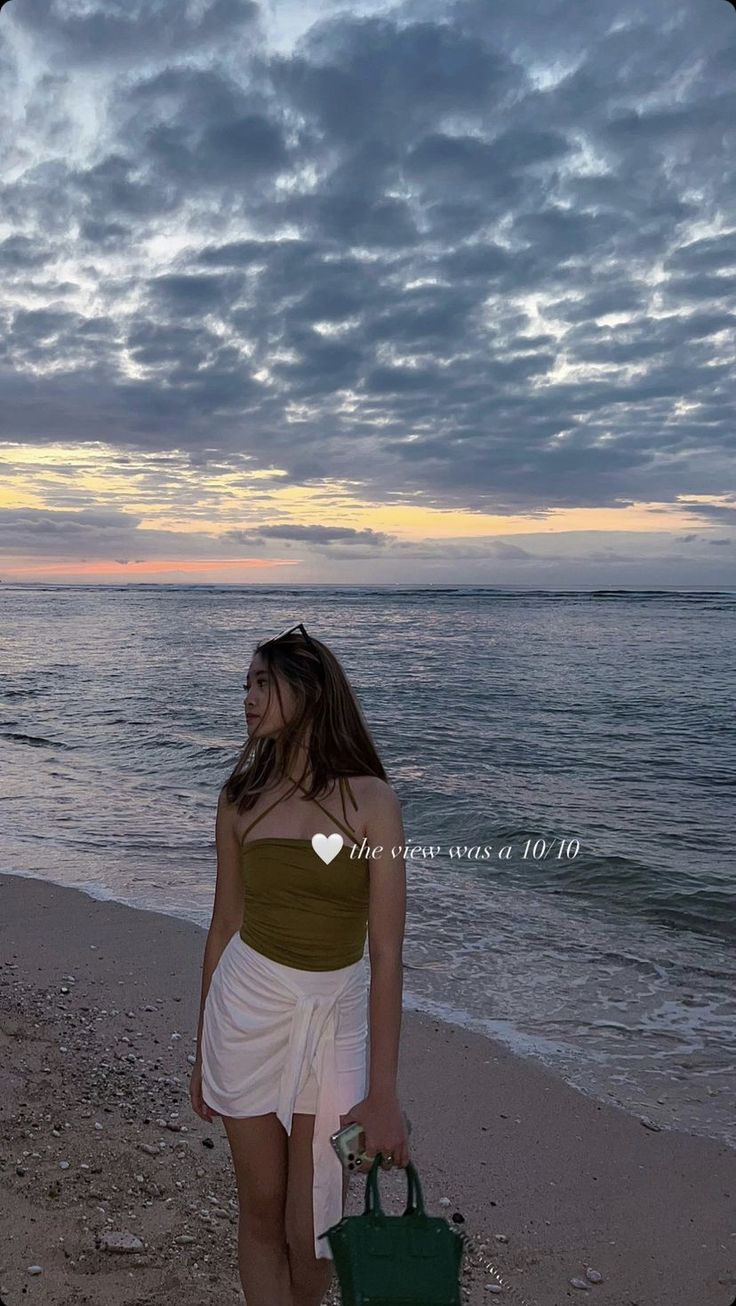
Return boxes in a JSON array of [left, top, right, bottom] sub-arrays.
[[1, 871, 734, 1305]]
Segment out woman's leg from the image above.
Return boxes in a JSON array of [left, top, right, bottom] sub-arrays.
[[222, 1110, 293, 1306], [285, 1112, 351, 1306]]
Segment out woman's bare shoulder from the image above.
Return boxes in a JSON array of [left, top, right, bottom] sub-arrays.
[[216, 785, 238, 829], [349, 775, 401, 807], [344, 776, 398, 840]]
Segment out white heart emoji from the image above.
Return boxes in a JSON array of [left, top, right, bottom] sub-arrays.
[[312, 832, 344, 864]]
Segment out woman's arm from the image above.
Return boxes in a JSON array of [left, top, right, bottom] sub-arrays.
[[195, 788, 243, 1059], [364, 780, 407, 1097]]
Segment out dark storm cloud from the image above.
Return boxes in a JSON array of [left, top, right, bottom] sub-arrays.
[[6, 0, 259, 67], [0, 0, 735, 539], [145, 273, 241, 317], [672, 501, 736, 522], [0, 235, 56, 271], [227, 523, 393, 546], [0, 504, 395, 562]]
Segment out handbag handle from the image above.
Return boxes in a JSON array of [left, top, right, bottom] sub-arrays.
[[362, 1155, 427, 1218]]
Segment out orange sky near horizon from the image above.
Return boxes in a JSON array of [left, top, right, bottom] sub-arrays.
[[1, 445, 731, 584]]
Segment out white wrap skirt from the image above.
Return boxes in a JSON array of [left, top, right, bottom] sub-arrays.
[[200, 930, 369, 1260]]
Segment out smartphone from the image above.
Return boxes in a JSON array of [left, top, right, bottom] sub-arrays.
[[329, 1112, 412, 1173], [329, 1121, 374, 1173]]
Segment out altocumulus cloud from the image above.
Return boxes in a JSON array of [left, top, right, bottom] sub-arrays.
[[0, 0, 735, 583]]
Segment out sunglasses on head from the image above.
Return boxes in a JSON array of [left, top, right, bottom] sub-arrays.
[[266, 622, 317, 650]]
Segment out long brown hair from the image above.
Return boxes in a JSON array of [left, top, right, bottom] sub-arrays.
[[223, 628, 388, 817]]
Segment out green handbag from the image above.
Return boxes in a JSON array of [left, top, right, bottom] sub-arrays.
[[317, 1152, 466, 1306]]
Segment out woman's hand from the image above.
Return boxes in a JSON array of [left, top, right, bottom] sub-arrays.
[[340, 1092, 411, 1169], [189, 1054, 220, 1124]]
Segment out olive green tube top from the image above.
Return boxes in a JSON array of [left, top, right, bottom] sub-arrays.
[[237, 776, 370, 971], [239, 838, 370, 971]]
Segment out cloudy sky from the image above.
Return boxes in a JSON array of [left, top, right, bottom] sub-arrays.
[[1, 0, 735, 588]]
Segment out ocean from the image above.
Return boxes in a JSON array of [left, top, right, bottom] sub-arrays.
[[1, 583, 734, 1150]]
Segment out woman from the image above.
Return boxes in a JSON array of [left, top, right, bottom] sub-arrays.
[[189, 623, 410, 1306]]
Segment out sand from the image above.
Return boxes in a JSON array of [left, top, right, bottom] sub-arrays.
[[0, 871, 734, 1306]]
